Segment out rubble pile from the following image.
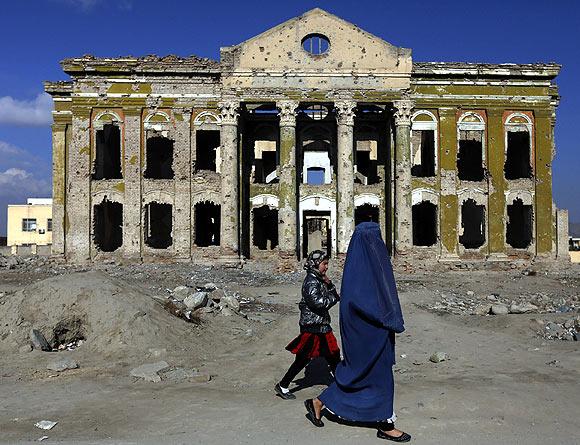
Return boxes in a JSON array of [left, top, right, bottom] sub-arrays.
[[534, 316, 580, 342], [419, 289, 579, 318]]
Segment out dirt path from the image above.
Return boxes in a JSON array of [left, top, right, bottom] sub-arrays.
[[0, 265, 579, 444]]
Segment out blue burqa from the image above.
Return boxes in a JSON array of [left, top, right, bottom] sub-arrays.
[[319, 222, 405, 422]]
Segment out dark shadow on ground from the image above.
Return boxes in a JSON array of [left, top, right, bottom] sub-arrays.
[[291, 358, 334, 393]]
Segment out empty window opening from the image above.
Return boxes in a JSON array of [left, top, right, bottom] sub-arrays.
[[252, 206, 278, 250], [459, 199, 486, 249], [457, 131, 484, 181], [306, 167, 325, 185], [195, 202, 220, 247], [254, 140, 277, 183], [93, 124, 122, 180], [144, 136, 174, 179], [355, 140, 379, 184], [355, 204, 379, 225], [506, 198, 533, 248], [412, 202, 437, 246], [93, 199, 123, 252], [411, 130, 436, 177], [302, 141, 331, 184], [302, 212, 331, 258], [144, 202, 173, 249], [504, 131, 532, 179], [196, 130, 220, 172]]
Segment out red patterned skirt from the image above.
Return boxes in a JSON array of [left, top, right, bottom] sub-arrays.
[[285, 331, 340, 360]]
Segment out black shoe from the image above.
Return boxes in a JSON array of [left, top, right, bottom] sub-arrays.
[[274, 383, 296, 400], [304, 399, 324, 427], [377, 429, 411, 442]]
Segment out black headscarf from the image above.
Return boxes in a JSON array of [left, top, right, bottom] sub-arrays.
[[304, 249, 329, 274]]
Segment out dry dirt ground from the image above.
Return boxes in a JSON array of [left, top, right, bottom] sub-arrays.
[[0, 258, 579, 445]]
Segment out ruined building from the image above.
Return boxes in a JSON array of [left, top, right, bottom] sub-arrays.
[[45, 9, 570, 264]]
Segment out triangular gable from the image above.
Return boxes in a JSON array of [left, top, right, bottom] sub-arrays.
[[221, 8, 411, 89]]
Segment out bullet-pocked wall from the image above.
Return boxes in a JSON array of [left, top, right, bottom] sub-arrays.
[[44, 8, 568, 264]]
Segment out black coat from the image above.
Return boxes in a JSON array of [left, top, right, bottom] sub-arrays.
[[299, 270, 340, 333]]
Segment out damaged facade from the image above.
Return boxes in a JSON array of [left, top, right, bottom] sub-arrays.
[[45, 8, 569, 264]]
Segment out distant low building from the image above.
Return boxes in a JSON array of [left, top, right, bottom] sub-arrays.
[[7, 198, 53, 251]]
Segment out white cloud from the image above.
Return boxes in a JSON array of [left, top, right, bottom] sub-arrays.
[[0, 93, 53, 127], [0, 168, 51, 199]]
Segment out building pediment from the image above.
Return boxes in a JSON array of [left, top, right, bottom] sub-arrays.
[[221, 8, 412, 91]]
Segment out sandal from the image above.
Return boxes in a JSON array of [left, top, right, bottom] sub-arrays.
[[377, 429, 411, 442], [304, 399, 324, 427]]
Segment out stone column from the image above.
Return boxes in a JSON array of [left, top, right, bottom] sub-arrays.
[[277, 101, 298, 255], [51, 123, 68, 255], [393, 99, 414, 255], [335, 100, 356, 254], [67, 113, 91, 262], [173, 109, 192, 258], [219, 100, 240, 255], [123, 111, 143, 259]]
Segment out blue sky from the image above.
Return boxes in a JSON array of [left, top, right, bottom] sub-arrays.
[[0, 0, 578, 236]]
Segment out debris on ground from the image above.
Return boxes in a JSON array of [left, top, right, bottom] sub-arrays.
[[34, 420, 58, 430], [47, 357, 79, 372], [130, 361, 171, 382], [429, 352, 448, 363]]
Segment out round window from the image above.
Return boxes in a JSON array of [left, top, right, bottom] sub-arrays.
[[303, 104, 329, 120], [301, 34, 330, 55]]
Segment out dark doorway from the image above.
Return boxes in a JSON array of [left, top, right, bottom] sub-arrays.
[[302, 211, 331, 258], [459, 199, 486, 249], [412, 201, 437, 246], [355, 204, 380, 225], [506, 198, 533, 248], [252, 206, 278, 250], [93, 124, 122, 180], [93, 199, 123, 252], [504, 131, 532, 179], [195, 202, 220, 247], [196, 130, 220, 171], [144, 137, 174, 179], [144, 202, 173, 249]]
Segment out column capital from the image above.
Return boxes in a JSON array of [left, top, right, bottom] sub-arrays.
[[335, 100, 356, 126], [277, 100, 299, 127], [218, 100, 240, 126], [393, 99, 415, 126]]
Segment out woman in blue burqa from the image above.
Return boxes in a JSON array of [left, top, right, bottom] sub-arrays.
[[304, 222, 411, 442]]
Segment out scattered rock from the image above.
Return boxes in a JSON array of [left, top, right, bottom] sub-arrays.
[[183, 291, 208, 310], [466, 291, 475, 297], [557, 305, 573, 313], [202, 282, 217, 291], [487, 294, 499, 302], [473, 304, 492, 316], [130, 361, 170, 382], [509, 302, 538, 314], [47, 357, 79, 372], [35, 420, 58, 430], [172, 286, 190, 301], [29, 329, 51, 352], [221, 294, 240, 311], [429, 352, 448, 363], [490, 304, 509, 315]]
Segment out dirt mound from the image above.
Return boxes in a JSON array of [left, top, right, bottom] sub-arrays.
[[0, 271, 200, 357]]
